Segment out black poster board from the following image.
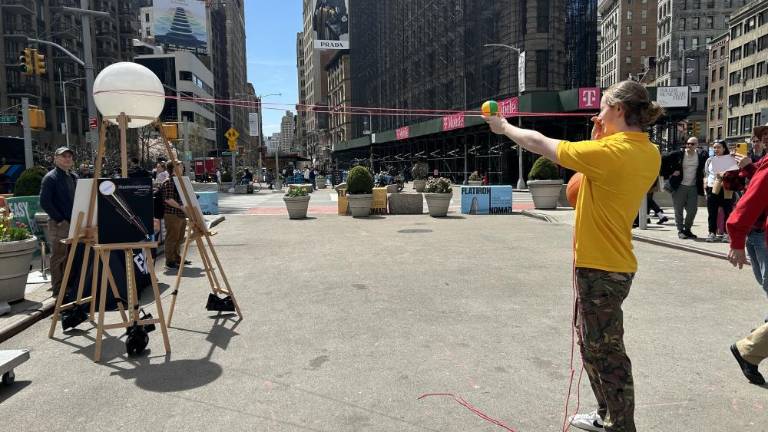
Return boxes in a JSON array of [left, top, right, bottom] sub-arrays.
[[97, 178, 153, 244]]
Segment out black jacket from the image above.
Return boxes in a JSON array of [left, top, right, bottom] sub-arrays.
[[39, 167, 78, 223], [661, 149, 708, 196]]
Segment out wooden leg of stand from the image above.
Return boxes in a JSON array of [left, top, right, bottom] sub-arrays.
[[126, 251, 137, 324], [75, 244, 91, 304], [89, 249, 99, 321], [105, 267, 129, 324], [196, 236, 220, 294], [94, 251, 110, 362], [144, 247, 170, 354], [48, 215, 84, 338], [204, 234, 242, 318], [167, 228, 193, 327]]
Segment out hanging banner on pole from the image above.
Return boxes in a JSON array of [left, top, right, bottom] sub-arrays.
[[518, 51, 526, 93], [248, 113, 260, 137]]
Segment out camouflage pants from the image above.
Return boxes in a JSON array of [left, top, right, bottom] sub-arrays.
[[575, 268, 636, 432]]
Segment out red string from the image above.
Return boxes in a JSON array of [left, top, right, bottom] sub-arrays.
[[418, 393, 518, 432]]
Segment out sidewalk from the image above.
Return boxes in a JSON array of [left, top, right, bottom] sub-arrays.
[[524, 203, 735, 260], [0, 260, 55, 344]]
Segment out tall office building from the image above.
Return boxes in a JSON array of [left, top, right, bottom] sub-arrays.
[[0, 0, 140, 160], [706, 32, 729, 141], [598, 0, 658, 88], [280, 111, 295, 153]]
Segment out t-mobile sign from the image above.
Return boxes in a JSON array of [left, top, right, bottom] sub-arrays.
[[396, 126, 410, 141], [442, 113, 465, 131], [498, 97, 519, 117], [578, 88, 601, 110]]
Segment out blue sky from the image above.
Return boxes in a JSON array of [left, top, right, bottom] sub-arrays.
[[244, 2, 301, 137]]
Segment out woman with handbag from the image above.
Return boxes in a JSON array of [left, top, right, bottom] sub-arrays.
[[703, 140, 735, 242]]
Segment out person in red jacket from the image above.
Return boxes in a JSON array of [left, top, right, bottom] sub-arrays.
[[726, 147, 768, 385]]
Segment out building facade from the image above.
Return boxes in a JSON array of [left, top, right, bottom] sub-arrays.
[[135, 51, 217, 160], [598, 0, 658, 88], [725, 0, 768, 141], [280, 111, 295, 153], [707, 32, 729, 141], [0, 0, 140, 163], [209, 0, 248, 152], [295, 32, 307, 158], [300, 0, 331, 164], [567, 0, 599, 88], [326, 51, 351, 164]]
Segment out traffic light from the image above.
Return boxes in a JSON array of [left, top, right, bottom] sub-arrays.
[[33, 49, 46, 76], [692, 121, 701, 138], [19, 48, 33, 76], [686, 121, 693, 136], [27, 105, 46, 129]]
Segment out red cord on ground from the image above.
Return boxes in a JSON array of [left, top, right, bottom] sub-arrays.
[[418, 393, 518, 432]]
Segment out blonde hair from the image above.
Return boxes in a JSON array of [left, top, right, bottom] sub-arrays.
[[603, 80, 665, 129]]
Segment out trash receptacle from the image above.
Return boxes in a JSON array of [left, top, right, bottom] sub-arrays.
[[337, 188, 349, 216]]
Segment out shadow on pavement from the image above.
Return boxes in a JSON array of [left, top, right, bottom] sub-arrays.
[[0, 380, 31, 403]]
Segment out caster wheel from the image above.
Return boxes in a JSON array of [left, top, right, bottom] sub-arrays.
[[2, 370, 15, 385]]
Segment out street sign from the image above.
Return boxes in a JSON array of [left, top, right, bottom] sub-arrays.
[[89, 117, 98, 130], [225, 127, 239, 141], [222, 151, 239, 156], [0, 115, 17, 124]]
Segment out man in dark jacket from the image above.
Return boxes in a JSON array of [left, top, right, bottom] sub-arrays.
[[39, 147, 78, 296], [661, 137, 708, 239]]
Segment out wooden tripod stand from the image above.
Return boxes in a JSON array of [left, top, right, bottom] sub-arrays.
[[154, 122, 242, 326], [48, 114, 171, 362]]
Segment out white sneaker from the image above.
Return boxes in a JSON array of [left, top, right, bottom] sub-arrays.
[[568, 411, 605, 432], [722, 234, 730, 243], [706, 233, 717, 242]]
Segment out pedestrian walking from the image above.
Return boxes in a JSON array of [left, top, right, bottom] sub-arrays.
[[704, 140, 734, 242], [486, 80, 663, 432], [662, 137, 708, 239], [726, 136, 768, 385], [39, 147, 78, 296]]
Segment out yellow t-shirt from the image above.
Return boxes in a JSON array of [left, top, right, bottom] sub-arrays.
[[556, 132, 661, 273]]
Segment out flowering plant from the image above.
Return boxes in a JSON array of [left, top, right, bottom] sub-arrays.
[[0, 208, 32, 242], [424, 177, 452, 193]]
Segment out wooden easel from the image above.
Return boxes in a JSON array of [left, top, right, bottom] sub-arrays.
[[48, 113, 171, 362], [153, 122, 242, 326]]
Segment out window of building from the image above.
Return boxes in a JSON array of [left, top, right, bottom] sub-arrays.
[[711, 88, 716, 100], [717, 126, 722, 139], [145, 13, 150, 22], [706, 16, 714, 29], [679, 38, 686, 52], [642, 25, 647, 35], [728, 117, 738, 135], [692, 37, 699, 49], [719, 86, 724, 100], [641, 40, 646, 50], [626, 25, 632, 35], [744, 40, 756, 57], [679, 18, 686, 31], [145, 27, 151, 36], [744, 65, 755, 81], [642, 10, 647, 19], [536, 50, 549, 87], [729, 94, 740, 108], [711, 70, 717, 83], [720, 66, 725, 81], [742, 90, 754, 105], [745, 16, 756, 33], [742, 115, 753, 133], [729, 71, 742, 85], [718, 107, 723, 120], [731, 23, 742, 39], [710, 108, 715, 121], [692, 17, 700, 30], [537, 0, 550, 33], [627, 10, 633, 20], [626, 56, 632, 64], [730, 46, 742, 63], [757, 61, 766, 78]]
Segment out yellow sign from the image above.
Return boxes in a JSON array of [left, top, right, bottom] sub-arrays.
[[225, 127, 239, 141], [736, 142, 748, 156], [371, 187, 388, 215], [227, 139, 237, 151]]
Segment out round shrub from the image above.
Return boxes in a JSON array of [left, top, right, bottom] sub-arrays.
[[14, 166, 47, 196], [347, 166, 373, 194], [528, 157, 560, 181]]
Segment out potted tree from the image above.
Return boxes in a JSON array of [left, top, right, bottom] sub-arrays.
[[527, 157, 563, 209], [0, 208, 36, 304], [346, 166, 374, 218], [468, 171, 482, 186], [283, 185, 310, 219], [424, 177, 452, 217], [411, 162, 429, 192]]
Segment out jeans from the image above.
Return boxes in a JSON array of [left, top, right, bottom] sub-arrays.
[[672, 184, 698, 232], [746, 230, 768, 299], [705, 187, 733, 235], [47, 219, 70, 296]]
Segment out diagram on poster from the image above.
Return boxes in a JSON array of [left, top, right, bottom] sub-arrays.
[[97, 178, 153, 244]]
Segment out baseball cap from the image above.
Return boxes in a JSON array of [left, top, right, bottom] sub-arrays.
[[55, 147, 73, 156]]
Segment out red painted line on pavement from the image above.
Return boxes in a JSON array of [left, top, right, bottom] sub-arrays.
[[243, 203, 534, 215]]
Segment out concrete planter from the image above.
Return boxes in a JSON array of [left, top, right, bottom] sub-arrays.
[[413, 179, 427, 192], [424, 193, 452, 217], [558, 184, 570, 207], [388, 193, 423, 214], [468, 180, 483, 186], [347, 194, 373, 218], [0, 236, 37, 303], [528, 179, 564, 209], [283, 195, 310, 219], [315, 176, 327, 189], [386, 184, 400, 194]]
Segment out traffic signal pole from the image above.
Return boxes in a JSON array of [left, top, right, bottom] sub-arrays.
[[22, 97, 33, 169]]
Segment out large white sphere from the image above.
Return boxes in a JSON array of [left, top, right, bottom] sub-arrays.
[[93, 62, 165, 128]]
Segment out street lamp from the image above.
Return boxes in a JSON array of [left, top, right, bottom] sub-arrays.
[[484, 43, 526, 189], [359, 109, 374, 169], [58, 70, 86, 148]]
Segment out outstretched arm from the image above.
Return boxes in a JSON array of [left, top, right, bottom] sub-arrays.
[[485, 115, 561, 162]]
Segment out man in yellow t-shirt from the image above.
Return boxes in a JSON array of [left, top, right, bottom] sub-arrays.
[[485, 80, 663, 432]]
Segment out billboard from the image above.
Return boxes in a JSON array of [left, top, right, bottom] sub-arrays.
[[153, 0, 208, 54], [312, 0, 349, 50]]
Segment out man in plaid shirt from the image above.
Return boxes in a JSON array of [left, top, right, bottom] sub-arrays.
[[161, 161, 187, 269]]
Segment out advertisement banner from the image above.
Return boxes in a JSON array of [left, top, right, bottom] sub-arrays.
[[312, 0, 350, 50], [396, 126, 410, 141], [499, 97, 519, 118], [442, 113, 465, 132], [153, 0, 208, 54], [97, 178, 154, 244], [460, 186, 513, 215], [518, 51, 526, 93], [6, 196, 44, 241], [249, 112, 260, 137]]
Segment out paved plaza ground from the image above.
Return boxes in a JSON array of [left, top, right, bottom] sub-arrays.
[[1, 191, 766, 431]]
